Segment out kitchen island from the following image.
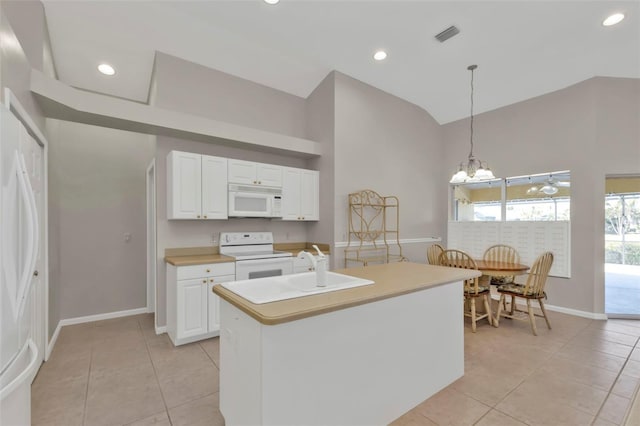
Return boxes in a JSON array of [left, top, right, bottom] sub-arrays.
[[213, 262, 480, 426]]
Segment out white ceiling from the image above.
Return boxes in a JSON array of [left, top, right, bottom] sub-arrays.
[[42, 0, 639, 124]]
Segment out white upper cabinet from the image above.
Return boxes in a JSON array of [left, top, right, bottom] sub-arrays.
[[167, 151, 202, 219], [228, 159, 283, 187], [167, 151, 227, 220], [201, 155, 228, 219], [282, 167, 319, 221]]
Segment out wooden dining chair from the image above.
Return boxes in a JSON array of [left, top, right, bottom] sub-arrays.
[[494, 252, 554, 336], [438, 249, 492, 332], [426, 244, 444, 265], [483, 244, 521, 284], [483, 244, 521, 311]]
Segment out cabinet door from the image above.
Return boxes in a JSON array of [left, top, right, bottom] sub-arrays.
[[176, 278, 208, 339], [281, 167, 302, 220], [202, 155, 228, 219], [299, 170, 319, 221], [228, 159, 257, 185], [256, 163, 283, 187], [207, 274, 236, 333], [168, 151, 202, 219]]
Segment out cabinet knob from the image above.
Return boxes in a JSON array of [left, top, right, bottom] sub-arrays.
[[206, 269, 211, 273], [197, 215, 201, 218], [210, 279, 214, 283], [302, 217, 305, 220], [258, 181, 262, 184], [204, 215, 207, 219], [202, 279, 207, 284], [253, 180, 257, 184]]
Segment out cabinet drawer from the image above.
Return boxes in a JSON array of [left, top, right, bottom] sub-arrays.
[[177, 262, 236, 280]]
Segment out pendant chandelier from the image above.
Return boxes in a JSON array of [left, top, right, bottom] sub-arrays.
[[450, 65, 496, 184]]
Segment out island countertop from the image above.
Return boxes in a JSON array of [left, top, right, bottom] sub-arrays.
[[213, 262, 480, 325]]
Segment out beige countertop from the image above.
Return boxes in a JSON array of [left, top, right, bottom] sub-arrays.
[[213, 262, 480, 325], [164, 254, 235, 266], [273, 242, 331, 255], [164, 242, 330, 266]]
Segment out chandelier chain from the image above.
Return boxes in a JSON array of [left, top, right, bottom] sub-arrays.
[[469, 65, 475, 159]]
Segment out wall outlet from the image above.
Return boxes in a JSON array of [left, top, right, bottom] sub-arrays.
[[124, 233, 132, 243], [211, 233, 217, 245]]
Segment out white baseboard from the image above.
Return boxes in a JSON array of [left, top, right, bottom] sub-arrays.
[[45, 308, 150, 359], [58, 307, 148, 327], [155, 325, 166, 335], [545, 304, 608, 320], [46, 322, 62, 361], [491, 295, 607, 320]]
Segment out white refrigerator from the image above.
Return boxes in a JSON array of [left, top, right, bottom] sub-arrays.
[[0, 105, 41, 425]]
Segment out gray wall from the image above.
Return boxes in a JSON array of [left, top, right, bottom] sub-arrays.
[[442, 77, 640, 315], [306, 72, 336, 254], [46, 120, 155, 318], [332, 72, 446, 265]]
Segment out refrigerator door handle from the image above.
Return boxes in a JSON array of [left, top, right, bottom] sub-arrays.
[[14, 152, 38, 321]]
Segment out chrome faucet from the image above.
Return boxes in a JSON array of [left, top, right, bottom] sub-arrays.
[[296, 245, 327, 287]]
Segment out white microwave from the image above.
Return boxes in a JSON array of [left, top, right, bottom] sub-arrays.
[[228, 184, 282, 218]]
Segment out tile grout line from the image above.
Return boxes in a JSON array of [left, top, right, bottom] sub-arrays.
[[468, 317, 596, 425], [81, 324, 95, 426], [591, 334, 640, 425], [137, 317, 174, 426]]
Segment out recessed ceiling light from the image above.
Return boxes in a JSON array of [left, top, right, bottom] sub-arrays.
[[98, 63, 116, 76], [603, 13, 625, 26], [373, 50, 387, 61], [264, 0, 280, 4]]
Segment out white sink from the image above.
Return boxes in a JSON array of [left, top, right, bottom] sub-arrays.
[[220, 271, 375, 304]]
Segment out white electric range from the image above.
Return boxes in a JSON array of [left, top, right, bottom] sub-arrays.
[[219, 232, 293, 280]]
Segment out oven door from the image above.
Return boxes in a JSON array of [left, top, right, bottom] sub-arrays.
[[228, 191, 272, 218], [235, 258, 293, 280]]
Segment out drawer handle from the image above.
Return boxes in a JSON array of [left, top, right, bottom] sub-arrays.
[[204, 215, 207, 219], [202, 279, 206, 284], [258, 181, 262, 184], [206, 269, 211, 273], [210, 279, 214, 283], [197, 215, 201, 219]]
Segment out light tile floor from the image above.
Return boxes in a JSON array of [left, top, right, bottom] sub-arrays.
[[32, 310, 640, 425]]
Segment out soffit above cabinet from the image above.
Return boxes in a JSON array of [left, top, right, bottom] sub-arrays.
[[30, 70, 321, 158]]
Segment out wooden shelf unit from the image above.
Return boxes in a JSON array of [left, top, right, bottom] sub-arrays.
[[344, 190, 407, 267]]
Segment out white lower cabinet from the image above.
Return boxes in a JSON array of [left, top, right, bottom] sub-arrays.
[[167, 262, 235, 346]]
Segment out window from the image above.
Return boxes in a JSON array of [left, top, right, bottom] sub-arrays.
[[451, 171, 570, 222], [452, 180, 502, 221], [506, 171, 570, 221]]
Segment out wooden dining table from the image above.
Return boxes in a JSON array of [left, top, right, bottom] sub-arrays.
[[474, 260, 530, 278]]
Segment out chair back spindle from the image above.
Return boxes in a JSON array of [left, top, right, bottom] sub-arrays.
[[439, 249, 480, 294], [522, 252, 554, 297], [427, 244, 445, 265]]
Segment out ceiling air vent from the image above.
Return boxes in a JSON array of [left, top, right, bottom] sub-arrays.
[[435, 26, 460, 43]]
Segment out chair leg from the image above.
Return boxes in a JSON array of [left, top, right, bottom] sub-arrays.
[[510, 295, 515, 315], [538, 298, 552, 330], [495, 294, 504, 327], [526, 299, 538, 336], [470, 297, 477, 333], [483, 294, 492, 326]]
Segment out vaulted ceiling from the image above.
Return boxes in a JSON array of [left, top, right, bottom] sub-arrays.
[[42, 0, 639, 124]]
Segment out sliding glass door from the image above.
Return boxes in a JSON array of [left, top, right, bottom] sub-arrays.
[[605, 178, 640, 317]]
